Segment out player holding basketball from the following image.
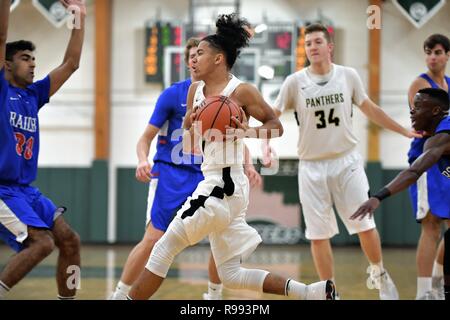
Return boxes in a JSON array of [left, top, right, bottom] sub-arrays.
[[110, 38, 262, 300], [351, 88, 450, 301], [0, 0, 85, 299], [406, 34, 450, 300], [264, 23, 421, 299], [127, 13, 336, 300]]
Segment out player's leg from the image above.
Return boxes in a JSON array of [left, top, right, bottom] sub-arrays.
[[310, 239, 334, 280], [203, 252, 223, 300], [358, 228, 382, 270], [298, 160, 338, 282], [444, 228, 450, 301], [413, 165, 450, 299], [432, 222, 450, 299], [264, 271, 335, 300], [0, 227, 55, 298], [216, 255, 335, 300], [332, 151, 398, 300], [356, 228, 399, 299], [112, 164, 198, 299], [51, 216, 81, 299], [0, 189, 57, 298], [129, 173, 226, 300], [432, 237, 445, 299], [416, 212, 441, 299], [27, 186, 81, 300], [435, 236, 445, 274], [110, 222, 164, 299], [128, 216, 191, 299]]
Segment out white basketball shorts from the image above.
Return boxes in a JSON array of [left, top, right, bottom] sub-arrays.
[[174, 166, 262, 266], [298, 149, 376, 240]]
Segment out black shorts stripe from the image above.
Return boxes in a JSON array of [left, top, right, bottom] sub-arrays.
[[294, 111, 300, 127], [181, 167, 235, 220]]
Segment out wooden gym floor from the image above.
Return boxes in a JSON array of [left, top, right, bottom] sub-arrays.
[[0, 244, 417, 300]]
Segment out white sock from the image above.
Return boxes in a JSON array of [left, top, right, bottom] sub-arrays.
[[432, 261, 444, 278], [416, 277, 432, 298], [207, 281, 223, 298], [0, 281, 10, 299], [369, 261, 385, 276], [285, 279, 307, 300], [112, 281, 131, 299]]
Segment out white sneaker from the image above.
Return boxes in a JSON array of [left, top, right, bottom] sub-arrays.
[[305, 280, 336, 300], [416, 290, 438, 300], [432, 276, 445, 300], [109, 291, 128, 300], [377, 271, 399, 300], [202, 292, 222, 300], [367, 266, 399, 300]]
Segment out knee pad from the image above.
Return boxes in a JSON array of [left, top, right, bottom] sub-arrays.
[[217, 257, 268, 291], [145, 218, 189, 278]]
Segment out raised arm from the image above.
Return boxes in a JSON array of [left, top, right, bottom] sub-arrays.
[[0, 0, 10, 71], [48, 0, 86, 97], [351, 133, 450, 220]]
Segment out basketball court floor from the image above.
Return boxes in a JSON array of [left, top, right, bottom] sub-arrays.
[[0, 244, 417, 300]]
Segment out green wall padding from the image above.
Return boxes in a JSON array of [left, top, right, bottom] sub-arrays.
[[89, 160, 108, 242], [33, 162, 421, 245], [35, 168, 91, 240], [34, 160, 109, 243], [116, 168, 149, 242]]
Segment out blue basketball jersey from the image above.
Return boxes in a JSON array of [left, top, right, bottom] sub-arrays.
[[435, 116, 450, 178], [0, 68, 50, 185], [408, 74, 450, 163], [149, 78, 201, 171]]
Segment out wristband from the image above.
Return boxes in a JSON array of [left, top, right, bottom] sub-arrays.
[[373, 187, 391, 202]]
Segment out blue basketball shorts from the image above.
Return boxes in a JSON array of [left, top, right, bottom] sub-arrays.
[[0, 184, 64, 252], [409, 163, 450, 221], [146, 162, 204, 231]]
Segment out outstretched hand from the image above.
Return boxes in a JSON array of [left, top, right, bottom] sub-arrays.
[[350, 198, 381, 221]]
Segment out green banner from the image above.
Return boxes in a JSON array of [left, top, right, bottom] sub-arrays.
[[10, 0, 20, 11], [32, 0, 69, 27], [393, 0, 446, 28]]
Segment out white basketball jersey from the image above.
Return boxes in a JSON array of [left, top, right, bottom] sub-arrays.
[[275, 64, 368, 160], [193, 74, 245, 172]]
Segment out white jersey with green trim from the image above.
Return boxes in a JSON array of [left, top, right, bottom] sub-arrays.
[[193, 74, 245, 172], [275, 64, 368, 161]]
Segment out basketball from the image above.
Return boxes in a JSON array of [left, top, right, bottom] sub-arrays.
[[194, 95, 243, 139]]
